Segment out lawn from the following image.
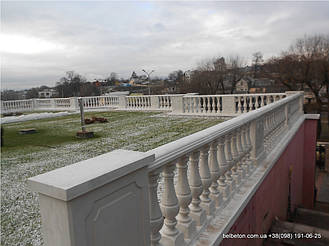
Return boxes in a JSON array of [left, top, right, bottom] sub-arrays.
[[1, 111, 223, 246]]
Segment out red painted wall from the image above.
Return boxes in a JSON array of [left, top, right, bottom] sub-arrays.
[[221, 119, 317, 246]]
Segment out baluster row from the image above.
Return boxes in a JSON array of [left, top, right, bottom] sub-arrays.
[[235, 95, 285, 114], [148, 125, 254, 245], [127, 97, 151, 109], [183, 96, 223, 114], [159, 96, 171, 109]]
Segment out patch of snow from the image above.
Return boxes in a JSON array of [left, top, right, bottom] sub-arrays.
[[1, 112, 75, 124]]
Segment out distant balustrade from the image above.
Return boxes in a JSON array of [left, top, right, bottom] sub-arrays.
[[82, 96, 119, 109], [178, 93, 286, 116], [28, 92, 306, 246], [1, 93, 288, 118]]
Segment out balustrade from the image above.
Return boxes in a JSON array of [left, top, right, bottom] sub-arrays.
[[27, 91, 304, 246], [1, 92, 287, 115]]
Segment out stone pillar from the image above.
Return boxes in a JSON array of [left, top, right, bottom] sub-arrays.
[[30, 99, 37, 111], [285, 91, 304, 114], [150, 96, 160, 110], [221, 96, 237, 116], [28, 150, 154, 246], [118, 95, 127, 109], [171, 95, 184, 114], [70, 97, 79, 111], [50, 98, 56, 109]]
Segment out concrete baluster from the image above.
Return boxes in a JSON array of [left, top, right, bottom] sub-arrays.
[[212, 97, 216, 114], [194, 98, 198, 113], [176, 156, 196, 240], [230, 131, 241, 186], [224, 133, 235, 194], [206, 97, 210, 114], [236, 129, 246, 180], [209, 140, 221, 207], [237, 126, 248, 179], [241, 126, 250, 175], [195, 97, 199, 113], [245, 123, 254, 171], [160, 163, 185, 246], [149, 171, 164, 246], [188, 151, 206, 226], [217, 136, 229, 202], [199, 145, 215, 215], [216, 96, 221, 113]]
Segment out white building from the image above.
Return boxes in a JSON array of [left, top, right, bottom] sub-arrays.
[[38, 89, 58, 98]]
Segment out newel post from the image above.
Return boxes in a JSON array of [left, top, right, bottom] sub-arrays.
[[221, 96, 237, 116], [118, 95, 127, 108], [70, 97, 79, 111], [249, 118, 266, 166], [171, 95, 184, 114], [30, 99, 37, 111], [28, 150, 154, 246], [150, 96, 160, 110]]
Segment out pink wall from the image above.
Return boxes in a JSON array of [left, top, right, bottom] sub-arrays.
[[221, 119, 317, 246]]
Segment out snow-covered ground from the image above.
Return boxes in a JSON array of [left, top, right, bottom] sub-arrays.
[[1, 112, 75, 124]]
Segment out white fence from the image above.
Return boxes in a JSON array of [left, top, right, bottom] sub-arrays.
[[28, 92, 306, 246], [1, 93, 287, 117]]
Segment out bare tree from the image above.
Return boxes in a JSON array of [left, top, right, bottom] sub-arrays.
[[252, 51, 264, 78], [187, 57, 227, 94], [226, 55, 246, 93]]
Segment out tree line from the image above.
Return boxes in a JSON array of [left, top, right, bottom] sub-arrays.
[[175, 34, 328, 108], [2, 33, 328, 112]]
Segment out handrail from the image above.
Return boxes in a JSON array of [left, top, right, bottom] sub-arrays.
[[183, 93, 285, 97]]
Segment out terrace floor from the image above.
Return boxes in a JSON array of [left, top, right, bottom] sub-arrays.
[[0, 111, 223, 246]]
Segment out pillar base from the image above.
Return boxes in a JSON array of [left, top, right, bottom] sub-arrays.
[[177, 219, 196, 240], [189, 208, 206, 227]]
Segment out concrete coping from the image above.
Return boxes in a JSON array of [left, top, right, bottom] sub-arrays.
[[305, 114, 320, 120], [28, 149, 154, 202]]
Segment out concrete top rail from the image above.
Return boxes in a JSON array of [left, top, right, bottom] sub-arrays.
[[28, 149, 154, 201], [182, 93, 285, 97], [147, 92, 301, 171]]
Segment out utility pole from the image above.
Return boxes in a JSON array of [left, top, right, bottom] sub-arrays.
[[142, 69, 154, 95]]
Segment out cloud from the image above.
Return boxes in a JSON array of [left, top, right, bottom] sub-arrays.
[[1, 1, 329, 89]]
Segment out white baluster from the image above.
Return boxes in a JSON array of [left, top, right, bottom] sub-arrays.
[[241, 126, 250, 176], [216, 96, 221, 113], [230, 131, 241, 187], [224, 134, 235, 195], [176, 156, 196, 239], [236, 129, 246, 180], [207, 96, 211, 114], [212, 97, 216, 114], [217, 136, 229, 202], [199, 145, 215, 215], [195, 97, 199, 113], [160, 163, 185, 246], [194, 98, 198, 113], [208, 140, 221, 207], [149, 171, 164, 246], [188, 151, 206, 226]]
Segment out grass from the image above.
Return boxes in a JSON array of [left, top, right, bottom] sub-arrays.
[[1, 111, 223, 246]]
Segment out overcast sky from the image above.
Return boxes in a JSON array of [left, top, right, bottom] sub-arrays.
[[1, 1, 329, 90]]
